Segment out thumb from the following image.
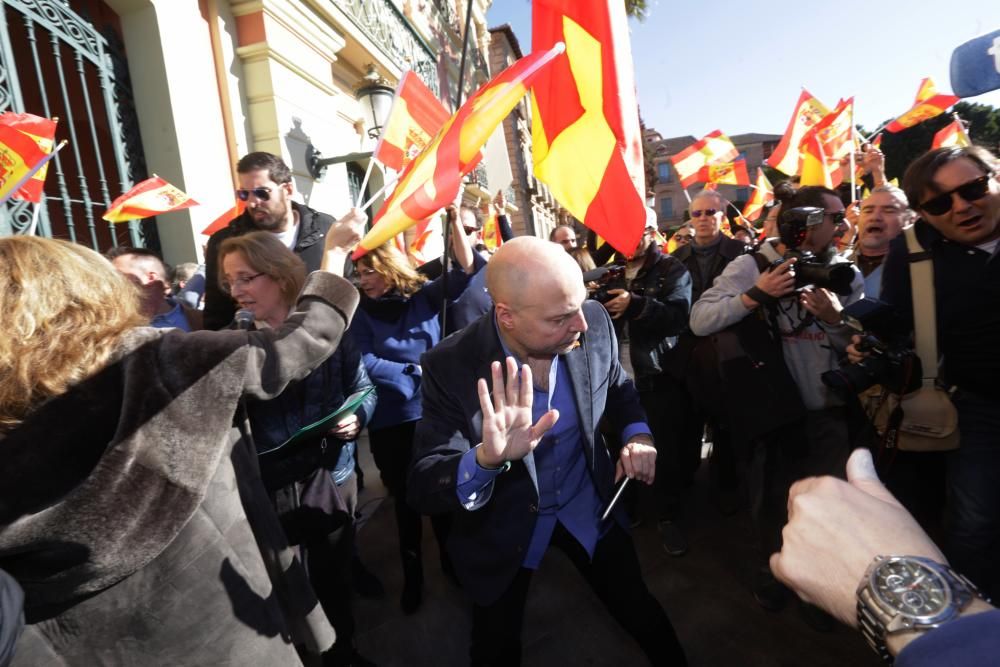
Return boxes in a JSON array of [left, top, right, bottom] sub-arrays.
[[846, 448, 899, 506], [530, 409, 560, 441]]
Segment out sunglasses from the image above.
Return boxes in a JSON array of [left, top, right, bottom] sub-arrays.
[[236, 187, 274, 202], [918, 175, 992, 216], [827, 211, 847, 226], [462, 225, 479, 235], [690, 208, 719, 218]]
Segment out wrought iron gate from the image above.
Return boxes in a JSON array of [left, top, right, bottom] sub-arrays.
[[0, 0, 154, 252]]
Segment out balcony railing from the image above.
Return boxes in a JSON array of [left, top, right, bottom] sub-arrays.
[[331, 0, 440, 98]]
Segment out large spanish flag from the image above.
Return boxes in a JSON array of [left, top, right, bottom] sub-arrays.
[[0, 123, 48, 204], [741, 168, 774, 222], [887, 78, 960, 133], [671, 130, 739, 188], [695, 159, 749, 187], [373, 71, 451, 172], [932, 118, 970, 149], [0, 112, 57, 203], [531, 0, 645, 255], [103, 176, 198, 223], [767, 89, 830, 176], [353, 45, 563, 259]]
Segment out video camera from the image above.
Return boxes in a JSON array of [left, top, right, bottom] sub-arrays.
[[820, 298, 921, 395], [582, 265, 626, 303], [773, 206, 856, 296]]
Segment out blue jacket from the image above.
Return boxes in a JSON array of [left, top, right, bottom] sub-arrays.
[[350, 264, 474, 430]]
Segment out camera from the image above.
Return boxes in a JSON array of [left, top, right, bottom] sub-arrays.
[[583, 265, 626, 303], [775, 206, 856, 296], [820, 298, 921, 395]]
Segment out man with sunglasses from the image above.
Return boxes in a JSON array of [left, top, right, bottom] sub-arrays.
[[655, 190, 749, 556], [203, 152, 337, 329], [868, 145, 1000, 601]]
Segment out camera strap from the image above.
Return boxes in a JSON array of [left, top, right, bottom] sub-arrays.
[[904, 226, 939, 386]]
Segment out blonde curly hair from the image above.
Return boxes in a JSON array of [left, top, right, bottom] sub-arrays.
[[356, 242, 427, 297], [0, 237, 146, 433]]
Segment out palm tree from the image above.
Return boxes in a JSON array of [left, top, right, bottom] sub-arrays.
[[625, 0, 649, 20]]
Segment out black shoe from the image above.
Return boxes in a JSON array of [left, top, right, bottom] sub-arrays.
[[400, 551, 423, 614], [352, 556, 385, 600], [798, 600, 835, 632], [657, 520, 689, 557], [752, 569, 788, 612]]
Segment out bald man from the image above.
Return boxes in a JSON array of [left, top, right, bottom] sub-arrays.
[[409, 237, 686, 666]]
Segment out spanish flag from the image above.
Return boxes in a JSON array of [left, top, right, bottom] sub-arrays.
[[670, 130, 739, 188], [887, 78, 960, 133], [531, 0, 646, 256], [800, 98, 854, 188], [103, 176, 198, 223], [353, 45, 563, 259], [0, 113, 57, 203], [741, 168, 774, 222], [0, 123, 48, 204], [931, 118, 970, 149], [767, 89, 830, 176], [373, 71, 451, 172], [695, 159, 749, 187], [201, 199, 246, 236], [482, 210, 503, 250]]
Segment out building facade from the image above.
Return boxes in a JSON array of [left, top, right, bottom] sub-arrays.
[[0, 0, 505, 265]]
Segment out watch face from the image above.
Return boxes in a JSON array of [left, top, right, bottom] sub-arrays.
[[872, 558, 952, 620]]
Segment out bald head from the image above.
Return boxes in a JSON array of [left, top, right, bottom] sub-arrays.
[[487, 237, 582, 308]]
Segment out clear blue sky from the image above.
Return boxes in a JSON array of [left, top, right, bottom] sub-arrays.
[[486, 1, 1000, 139]]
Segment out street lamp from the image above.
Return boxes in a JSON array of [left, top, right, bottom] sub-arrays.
[[307, 65, 395, 180]]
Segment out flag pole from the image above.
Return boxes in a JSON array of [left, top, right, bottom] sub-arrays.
[[23, 201, 41, 236], [355, 158, 378, 208], [0, 140, 67, 207], [849, 108, 858, 200], [358, 170, 400, 213]]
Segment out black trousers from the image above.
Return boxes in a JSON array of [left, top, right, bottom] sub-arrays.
[[469, 522, 687, 667], [369, 421, 450, 564]]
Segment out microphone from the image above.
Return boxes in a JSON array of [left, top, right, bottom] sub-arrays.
[[234, 309, 254, 331]]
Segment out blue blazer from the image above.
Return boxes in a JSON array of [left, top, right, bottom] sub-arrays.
[[409, 300, 648, 605]]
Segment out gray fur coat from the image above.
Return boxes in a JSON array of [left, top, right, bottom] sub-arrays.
[[0, 272, 359, 666]]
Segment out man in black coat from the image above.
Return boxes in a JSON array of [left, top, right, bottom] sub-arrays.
[[204, 152, 336, 330], [600, 215, 693, 554], [661, 189, 749, 553], [409, 237, 686, 666]]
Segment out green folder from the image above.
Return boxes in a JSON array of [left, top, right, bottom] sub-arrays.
[[266, 386, 375, 454]]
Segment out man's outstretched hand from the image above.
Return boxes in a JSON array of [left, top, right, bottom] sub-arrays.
[[475, 357, 559, 469]]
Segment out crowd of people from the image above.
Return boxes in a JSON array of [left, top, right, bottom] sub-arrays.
[[1, 142, 999, 666]]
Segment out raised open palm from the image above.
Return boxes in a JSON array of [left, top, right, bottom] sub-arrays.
[[476, 357, 559, 468]]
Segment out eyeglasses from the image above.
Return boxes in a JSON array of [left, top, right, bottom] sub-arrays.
[[676, 234, 693, 241], [690, 208, 719, 218], [462, 226, 479, 235], [918, 175, 993, 216], [221, 272, 266, 293], [827, 211, 847, 226], [236, 187, 273, 202]]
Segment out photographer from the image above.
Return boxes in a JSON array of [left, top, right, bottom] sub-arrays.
[[689, 185, 864, 616], [849, 145, 1000, 601], [599, 212, 692, 552]]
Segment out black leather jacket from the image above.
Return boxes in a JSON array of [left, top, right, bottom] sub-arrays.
[[204, 201, 334, 330], [614, 244, 692, 385]]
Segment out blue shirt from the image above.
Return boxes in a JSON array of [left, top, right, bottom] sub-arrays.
[[456, 319, 650, 568], [151, 300, 192, 331]]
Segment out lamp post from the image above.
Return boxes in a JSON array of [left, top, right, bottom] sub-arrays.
[[307, 65, 395, 180]]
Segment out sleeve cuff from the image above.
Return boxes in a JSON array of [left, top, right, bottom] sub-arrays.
[[621, 422, 652, 445], [456, 446, 504, 509]]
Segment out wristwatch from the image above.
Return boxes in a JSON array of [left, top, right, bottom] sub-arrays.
[[856, 555, 983, 663]]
